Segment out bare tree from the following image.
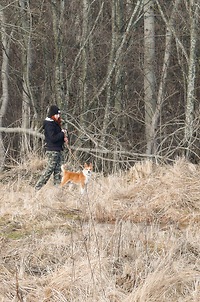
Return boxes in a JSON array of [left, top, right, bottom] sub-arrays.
[[101, 0, 143, 146], [143, 0, 156, 155], [18, 0, 36, 157], [80, 0, 89, 125], [51, 0, 66, 108], [101, 0, 117, 147], [148, 0, 181, 156], [156, 0, 200, 159], [101, 0, 125, 142], [184, 1, 199, 157], [114, 0, 125, 132], [0, 4, 12, 171]]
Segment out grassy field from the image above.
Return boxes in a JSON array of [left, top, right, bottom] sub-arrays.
[[0, 157, 200, 301]]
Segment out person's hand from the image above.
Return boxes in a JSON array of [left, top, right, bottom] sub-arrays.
[[62, 129, 67, 135], [64, 136, 68, 145], [62, 129, 68, 144]]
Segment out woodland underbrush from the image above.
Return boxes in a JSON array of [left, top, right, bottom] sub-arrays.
[[0, 156, 200, 301]]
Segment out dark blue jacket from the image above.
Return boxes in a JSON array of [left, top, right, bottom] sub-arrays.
[[43, 118, 65, 151]]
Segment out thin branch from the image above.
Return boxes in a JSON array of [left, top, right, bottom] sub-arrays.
[[68, 1, 105, 88], [155, 0, 188, 62], [91, 0, 143, 102], [0, 126, 161, 160], [0, 127, 44, 138]]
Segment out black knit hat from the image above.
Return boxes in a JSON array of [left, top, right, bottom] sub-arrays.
[[47, 105, 60, 117]]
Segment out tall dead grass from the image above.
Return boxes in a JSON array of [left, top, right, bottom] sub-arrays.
[[0, 157, 200, 301]]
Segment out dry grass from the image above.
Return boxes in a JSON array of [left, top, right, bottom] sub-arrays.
[[0, 157, 200, 301]]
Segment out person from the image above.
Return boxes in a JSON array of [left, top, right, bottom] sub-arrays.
[[35, 105, 68, 191]]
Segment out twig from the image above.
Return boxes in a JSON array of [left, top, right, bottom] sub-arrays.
[[15, 266, 23, 302]]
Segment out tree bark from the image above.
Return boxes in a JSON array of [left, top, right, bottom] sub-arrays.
[[0, 5, 11, 171], [114, 0, 125, 132], [51, 0, 66, 112], [143, 0, 156, 155], [101, 0, 116, 146], [79, 0, 89, 127], [19, 0, 35, 157], [184, 1, 199, 158]]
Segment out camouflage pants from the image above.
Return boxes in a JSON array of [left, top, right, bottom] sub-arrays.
[[35, 151, 63, 190]]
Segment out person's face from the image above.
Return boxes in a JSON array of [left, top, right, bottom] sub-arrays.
[[54, 113, 60, 120]]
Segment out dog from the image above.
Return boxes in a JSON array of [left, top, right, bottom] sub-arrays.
[[60, 163, 93, 194]]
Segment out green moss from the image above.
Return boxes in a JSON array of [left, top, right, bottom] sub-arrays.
[[5, 230, 26, 240]]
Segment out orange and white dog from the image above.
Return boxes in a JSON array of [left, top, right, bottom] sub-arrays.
[[61, 163, 93, 194]]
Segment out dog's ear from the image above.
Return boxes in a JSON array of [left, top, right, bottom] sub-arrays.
[[62, 164, 68, 171], [89, 163, 93, 168]]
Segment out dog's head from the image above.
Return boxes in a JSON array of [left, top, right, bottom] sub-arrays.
[[83, 163, 93, 176], [61, 163, 69, 173]]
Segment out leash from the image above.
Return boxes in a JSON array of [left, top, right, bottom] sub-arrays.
[[65, 142, 84, 169], [61, 125, 83, 168]]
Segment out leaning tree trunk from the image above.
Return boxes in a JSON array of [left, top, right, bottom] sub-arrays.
[[0, 6, 11, 171]]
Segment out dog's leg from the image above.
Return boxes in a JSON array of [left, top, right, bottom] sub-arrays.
[[60, 177, 65, 186], [80, 184, 85, 194], [81, 183, 89, 194], [68, 182, 73, 191], [60, 176, 70, 188]]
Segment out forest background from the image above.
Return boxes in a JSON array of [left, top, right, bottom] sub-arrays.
[[1, 1, 200, 301], [0, 0, 200, 172]]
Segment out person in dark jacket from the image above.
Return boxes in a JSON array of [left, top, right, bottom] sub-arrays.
[[35, 105, 68, 191]]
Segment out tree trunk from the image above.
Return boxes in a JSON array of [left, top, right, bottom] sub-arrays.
[[101, 0, 116, 147], [19, 0, 34, 157], [151, 0, 181, 155], [51, 0, 67, 125], [101, 0, 142, 146], [184, 2, 199, 158], [79, 0, 89, 117], [114, 0, 125, 132], [0, 6, 11, 171], [143, 0, 156, 155]]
